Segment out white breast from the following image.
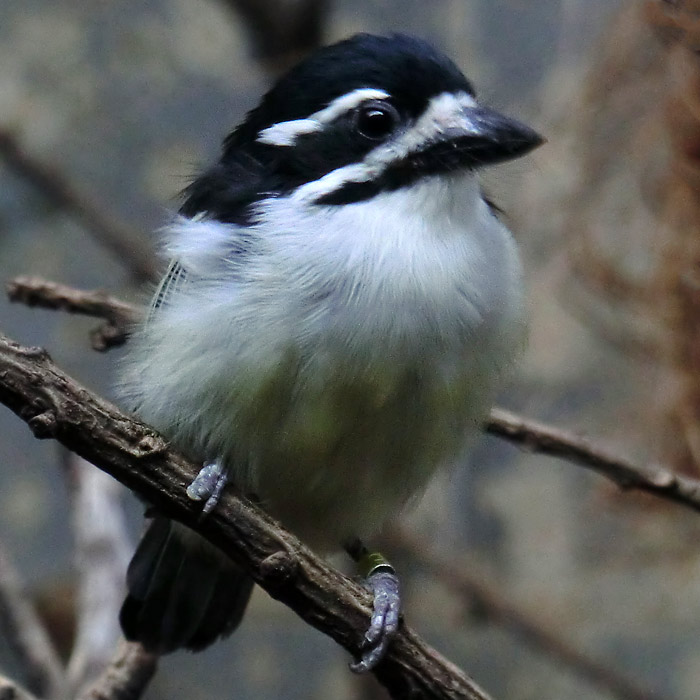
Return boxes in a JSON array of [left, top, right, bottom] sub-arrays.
[[121, 173, 525, 548]]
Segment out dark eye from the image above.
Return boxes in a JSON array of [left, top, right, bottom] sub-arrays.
[[353, 101, 400, 140]]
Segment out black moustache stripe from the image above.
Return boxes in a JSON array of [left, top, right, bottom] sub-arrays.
[[314, 138, 486, 206], [315, 131, 541, 206]]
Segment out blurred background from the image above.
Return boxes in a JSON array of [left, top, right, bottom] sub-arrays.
[[3, 0, 700, 698]]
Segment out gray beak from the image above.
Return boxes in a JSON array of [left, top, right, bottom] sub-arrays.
[[451, 105, 545, 167], [410, 102, 544, 173]]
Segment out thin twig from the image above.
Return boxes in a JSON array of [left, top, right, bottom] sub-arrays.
[[389, 530, 659, 700], [9, 277, 700, 516], [0, 542, 66, 698], [0, 131, 157, 282], [486, 408, 700, 513], [0, 331, 493, 700], [6, 277, 140, 351], [75, 641, 158, 700], [0, 674, 40, 700], [64, 455, 133, 695], [6, 277, 138, 323]]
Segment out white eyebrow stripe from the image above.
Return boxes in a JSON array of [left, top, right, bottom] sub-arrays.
[[291, 91, 476, 203], [257, 118, 320, 146], [312, 88, 391, 123], [257, 88, 390, 147]]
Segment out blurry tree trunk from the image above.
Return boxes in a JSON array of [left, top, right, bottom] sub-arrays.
[[558, 2, 666, 358], [215, 0, 329, 74], [647, 0, 700, 474], [555, 0, 700, 477]]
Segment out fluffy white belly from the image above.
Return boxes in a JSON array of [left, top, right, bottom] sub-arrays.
[[121, 176, 525, 549]]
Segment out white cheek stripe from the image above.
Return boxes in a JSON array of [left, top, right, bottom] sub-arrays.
[[291, 91, 477, 203], [257, 88, 390, 147]]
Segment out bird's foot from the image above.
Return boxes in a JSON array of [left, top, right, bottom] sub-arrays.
[[350, 555, 401, 673], [186, 461, 228, 515]]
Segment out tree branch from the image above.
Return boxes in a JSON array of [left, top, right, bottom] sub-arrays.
[[9, 276, 700, 515], [0, 542, 66, 699], [6, 277, 138, 325], [65, 456, 133, 695], [0, 330, 492, 700], [6, 277, 139, 351], [389, 530, 658, 700], [486, 408, 700, 512], [0, 674, 40, 700], [75, 642, 158, 700], [0, 131, 157, 283]]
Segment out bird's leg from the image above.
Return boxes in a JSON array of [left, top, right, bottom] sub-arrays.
[[186, 460, 229, 515], [344, 539, 401, 673]]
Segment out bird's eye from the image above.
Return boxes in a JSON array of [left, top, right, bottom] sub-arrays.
[[353, 101, 400, 140]]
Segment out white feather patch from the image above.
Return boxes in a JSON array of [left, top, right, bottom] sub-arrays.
[[161, 216, 239, 275], [122, 173, 525, 548], [257, 88, 390, 146]]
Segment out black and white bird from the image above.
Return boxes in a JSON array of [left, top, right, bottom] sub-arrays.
[[119, 33, 543, 671]]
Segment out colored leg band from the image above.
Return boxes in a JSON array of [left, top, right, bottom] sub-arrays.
[[358, 551, 395, 578]]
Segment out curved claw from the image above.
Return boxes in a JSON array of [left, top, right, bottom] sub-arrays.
[[350, 568, 401, 673]]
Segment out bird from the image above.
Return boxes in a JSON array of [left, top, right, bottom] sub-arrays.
[[118, 32, 543, 672]]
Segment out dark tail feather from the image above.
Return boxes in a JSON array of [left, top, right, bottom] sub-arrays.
[[120, 517, 254, 654]]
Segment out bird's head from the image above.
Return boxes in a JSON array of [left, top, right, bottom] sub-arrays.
[[182, 34, 543, 219]]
